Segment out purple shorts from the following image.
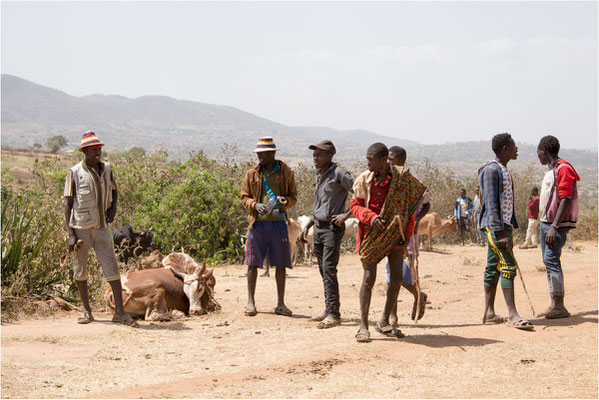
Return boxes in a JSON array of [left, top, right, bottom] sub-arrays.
[[244, 221, 292, 268]]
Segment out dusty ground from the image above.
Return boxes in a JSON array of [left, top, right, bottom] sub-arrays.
[[2, 241, 597, 399]]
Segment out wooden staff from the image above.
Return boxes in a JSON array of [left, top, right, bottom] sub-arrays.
[[508, 247, 535, 316], [392, 215, 424, 323], [410, 227, 422, 324]]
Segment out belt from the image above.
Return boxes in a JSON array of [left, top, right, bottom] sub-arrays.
[[314, 220, 331, 229]]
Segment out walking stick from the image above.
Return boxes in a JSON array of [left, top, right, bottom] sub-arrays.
[[395, 215, 422, 323], [508, 247, 536, 316], [411, 232, 422, 324]]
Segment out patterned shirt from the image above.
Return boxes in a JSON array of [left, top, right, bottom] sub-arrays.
[[478, 160, 518, 232], [499, 163, 514, 227], [259, 162, 284, 221]]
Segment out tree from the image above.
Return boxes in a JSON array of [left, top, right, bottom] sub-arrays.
[[32, 143, 42, 149], [45, 135, 68, 154], [127, 147, 146, 158]]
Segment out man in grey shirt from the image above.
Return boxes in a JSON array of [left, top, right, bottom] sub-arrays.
[[301, 140, 354, 328]]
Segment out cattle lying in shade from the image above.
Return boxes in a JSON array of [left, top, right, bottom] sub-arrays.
[[104, 252, 219, 321]]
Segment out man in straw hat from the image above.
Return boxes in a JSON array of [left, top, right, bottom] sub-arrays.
[[241, 137, 297, 317], [350, 143, 427, 342], [301, 140, 354, 329], [64, 131, 137, 326]]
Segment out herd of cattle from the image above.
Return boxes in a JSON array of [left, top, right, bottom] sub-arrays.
[[105, 214, 457, 321]]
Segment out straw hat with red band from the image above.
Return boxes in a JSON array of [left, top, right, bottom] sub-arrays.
[[254, 136, 278, 152], [78, 131, 105, 151]]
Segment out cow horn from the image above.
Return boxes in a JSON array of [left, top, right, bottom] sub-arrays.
[[203, 267, 214, 279], [198, 262, 206, 276], [170, 268, 186, 281], [133, 246, 144, 257]]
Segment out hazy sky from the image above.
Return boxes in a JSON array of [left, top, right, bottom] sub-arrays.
[[2, 1, 598, 149]]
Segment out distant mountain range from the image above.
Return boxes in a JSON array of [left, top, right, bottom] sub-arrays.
[[1, 74, 597, 182]]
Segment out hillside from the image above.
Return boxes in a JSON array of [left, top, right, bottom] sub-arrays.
[[1, 74, 596, 183]]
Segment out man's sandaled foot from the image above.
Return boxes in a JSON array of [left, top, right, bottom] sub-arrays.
[[310, 311, 327, 322], [317, 315, 340, 329], [535, 307, 552, 318], [411, 292, 428, 320], [545, 308, 570, 319], [260, 271, 270, 277], [482, 314, 507, 324], [355, 329, 371, 343], [389, 314, 398, 328], [244, 305, 257, 316], [506, 318, 534, 331], [274, 305, 292, 316], [77, 311, 94, 324], [112, 313, 138, 327], [375, 321, 405, 338]]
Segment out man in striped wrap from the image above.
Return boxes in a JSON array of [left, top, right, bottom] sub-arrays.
[[350, 143, 426, 342]]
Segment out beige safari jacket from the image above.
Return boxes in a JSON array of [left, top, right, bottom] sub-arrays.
[[241, 160, 297, 230]]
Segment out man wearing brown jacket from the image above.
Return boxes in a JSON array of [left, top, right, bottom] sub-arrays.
[[241, 137, 298, 317]]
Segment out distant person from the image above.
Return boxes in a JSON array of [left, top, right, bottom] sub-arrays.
[[64, 131, 137, 327], [519, 187, 540, 249], [472, 185, 486, 246], [536, 135, 580, 319], [454, 188, 474, 245], [386, 146, 430, 326], [300, 140, 354, 329], [350, 143, 427, 342], [240, 137, 297, 317], [478, 133, 532, 330]]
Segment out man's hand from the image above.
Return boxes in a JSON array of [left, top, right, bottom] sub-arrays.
[[495, 229, 510, 249], [330, 213, 347, 227], [106, 206, 117, 223], [68, 234, 78, 252], [372, 217, 386, 231], [545, 226, 558, 247], [300, 227, 309, 243], [254, 203, 269, 215]]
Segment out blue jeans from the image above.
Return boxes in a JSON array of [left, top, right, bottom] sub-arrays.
[[539, 222, 569, 297]]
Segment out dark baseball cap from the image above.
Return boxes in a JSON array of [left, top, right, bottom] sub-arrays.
[[308, 140, 336, 155]]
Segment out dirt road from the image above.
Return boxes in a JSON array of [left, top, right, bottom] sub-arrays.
[[2, 242, 597, 398]]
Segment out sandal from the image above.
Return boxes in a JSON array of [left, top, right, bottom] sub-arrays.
[[112, 313, 138, 328], [375, 321, 405, 338], [274, 305, 293, 317], [355, 330, 371, 343], [77, 311, 94, 324], [482, 314, 507, 324], [411, 292, 428, 320], [545, 308, 570, 319], [317, 316, 340, 329], [244, 305, 257, 317], [506, 318, 534, 331]]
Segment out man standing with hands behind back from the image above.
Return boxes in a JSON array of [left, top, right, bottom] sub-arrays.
[[301, 140, 354, 329]]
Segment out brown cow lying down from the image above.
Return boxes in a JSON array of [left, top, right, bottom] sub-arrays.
[[104, 252, 219, 321]]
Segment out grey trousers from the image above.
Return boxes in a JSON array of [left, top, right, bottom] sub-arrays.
[[313, 223, 345, 318]]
